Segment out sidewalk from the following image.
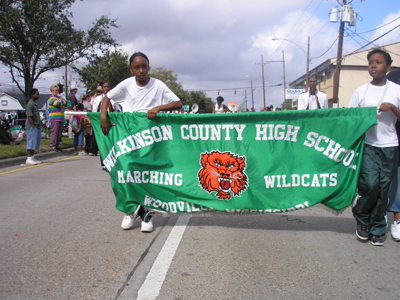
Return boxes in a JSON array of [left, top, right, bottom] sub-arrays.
[[0, 148, 76, 169]]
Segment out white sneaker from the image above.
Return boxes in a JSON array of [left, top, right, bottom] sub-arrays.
[[26, 158, 38, 165], [391, 220, 400, 241], [121, 214, 137, 230], [121, 206, 140, 230], [33, 158, 42, 164], [141, 211, 154, 232], [78, 151, 85, 155], [141, 219, 154, 232]]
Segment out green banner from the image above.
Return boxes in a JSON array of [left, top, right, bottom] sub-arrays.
[[89, 107, 377, 215]]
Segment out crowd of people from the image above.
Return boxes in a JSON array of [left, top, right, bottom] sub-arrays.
[[45, 81, 121, 158]]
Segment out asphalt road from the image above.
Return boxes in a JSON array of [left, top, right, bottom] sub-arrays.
[[1, 154, 400, 300]]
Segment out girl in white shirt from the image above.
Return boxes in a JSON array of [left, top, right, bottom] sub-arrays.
[[100, 52, 182, 233]]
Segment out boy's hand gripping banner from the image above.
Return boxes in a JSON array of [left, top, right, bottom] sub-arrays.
[[89, 108, 377, 215]]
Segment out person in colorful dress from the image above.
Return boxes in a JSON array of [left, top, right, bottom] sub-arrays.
[[48, 84, 67, 152]]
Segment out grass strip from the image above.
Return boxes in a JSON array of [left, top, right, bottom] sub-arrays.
[[0, 137, 74, 160]]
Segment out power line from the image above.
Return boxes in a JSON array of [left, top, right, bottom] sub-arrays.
[[311, 20, 329, 38], [289, 0, 324, 45], [346, 28, 400, 56], [347, 33, 366, 48], [353, 15, 400, 35], [334, 22, 400, 65], [311, 37, 339, 59], [267, 0, 314, 61], [199, 83, 282, 93]]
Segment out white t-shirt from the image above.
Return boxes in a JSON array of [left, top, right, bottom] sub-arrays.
[[92, 94, 120, 112], [297, 91, 329, 110], [106, 77, 180, 113], [348, 80, 400, 147], [214, 103, 225, 113]]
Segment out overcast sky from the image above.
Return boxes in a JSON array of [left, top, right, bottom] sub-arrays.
[[2, 0, 400, 110]]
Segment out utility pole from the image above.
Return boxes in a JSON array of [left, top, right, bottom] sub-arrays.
[[250, 79, 254, 110], [306, 36, 310, 89], [261, 55, 266, 110], [257, 55, 283, 110], [272, 37, 309, 90], [244, 89, 247, 112], [282, 51, 287, 109], [332, 0, 346, 107]]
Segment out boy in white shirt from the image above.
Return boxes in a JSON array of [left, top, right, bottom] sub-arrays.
[[348, 49, 400, 246]]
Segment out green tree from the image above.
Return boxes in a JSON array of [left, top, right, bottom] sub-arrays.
[[280, 99, 293, 110], [149, 66, 184, 95], [79, 49, 131, 91], [149, 66, 188, 106], [186, 91, 214, 114], [149, 66, 214, 113], [0, 0, 118, 102]]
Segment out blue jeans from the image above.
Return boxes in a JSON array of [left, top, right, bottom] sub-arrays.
[[26, 127, 41, 150], [73, 130, 84, 146]]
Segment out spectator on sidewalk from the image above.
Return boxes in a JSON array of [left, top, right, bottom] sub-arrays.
[[83, 93, 92, 112], [26, 89, 42, 165], [68, 85, 79, 110], [73, 103, 85, 155], [92, 82, 120, 164], [84, 114, 93, 155], [0, 123, 17, 145], [48, 84, 67, 152], [65, 105, 74, 139]]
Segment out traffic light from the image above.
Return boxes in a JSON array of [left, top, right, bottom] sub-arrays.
[[234, 89, 236, 94], [218, 90, 220, 95]]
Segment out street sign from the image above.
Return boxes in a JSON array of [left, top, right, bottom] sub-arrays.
[[286, 89, 305, 99]]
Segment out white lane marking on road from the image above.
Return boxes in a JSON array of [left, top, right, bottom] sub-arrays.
[[137, 215, 191, 300]]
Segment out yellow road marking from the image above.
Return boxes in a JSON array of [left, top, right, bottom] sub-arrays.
[[0, 156, 81, 176]]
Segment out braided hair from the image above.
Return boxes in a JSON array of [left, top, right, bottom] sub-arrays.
[[129, 52, 149, 65]]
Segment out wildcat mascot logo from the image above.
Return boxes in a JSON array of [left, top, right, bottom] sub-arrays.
[[198, 150, 248, 200]]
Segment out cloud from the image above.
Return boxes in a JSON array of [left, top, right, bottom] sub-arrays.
[[67, 0, 321, 109], [3, 0, 396, 110], [370, 9, 400, 47]]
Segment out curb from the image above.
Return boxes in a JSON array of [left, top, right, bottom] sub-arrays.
[[0, 148, 76, 169]]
